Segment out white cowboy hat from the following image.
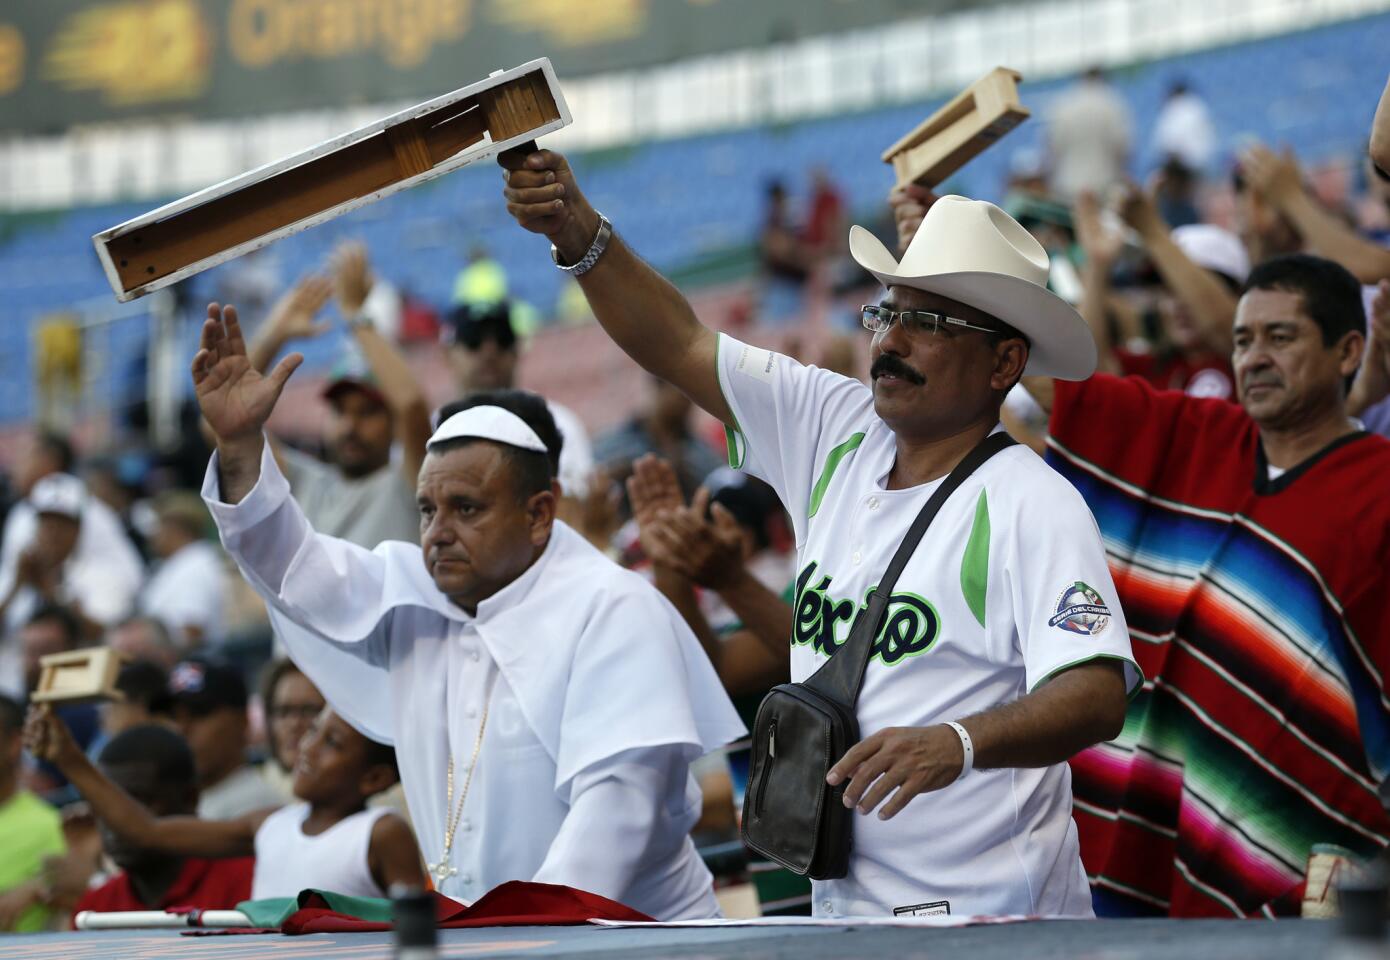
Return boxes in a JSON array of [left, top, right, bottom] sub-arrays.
[[849, 196, 1097, 380]]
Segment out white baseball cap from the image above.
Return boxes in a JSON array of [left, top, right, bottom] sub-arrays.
[[29, 473, 86, 520], [1171, 224, 1250, 286], [428, 405, 548, 454], [848, 196, 1098, 380]]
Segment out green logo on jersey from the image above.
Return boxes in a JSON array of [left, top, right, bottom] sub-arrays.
[[791, 561, 941, 666]]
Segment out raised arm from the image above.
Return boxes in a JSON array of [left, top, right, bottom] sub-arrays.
[[1372, 74, 1390, 176], [499, 149, 731, 426], [1349, 280, 1390, 417], [1118, 185, 1238, 356], [329, 242, 432, 486], [1072, 191, 1125, 374], [23, 706, 264, 858], [193, 302, 302, 503], [1242, 144, 1390, 285]]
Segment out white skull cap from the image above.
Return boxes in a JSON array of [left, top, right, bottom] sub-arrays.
[[427, 405, 548, 455]]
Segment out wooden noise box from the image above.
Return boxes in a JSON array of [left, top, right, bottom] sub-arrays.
[[94, 58, 571, 302]]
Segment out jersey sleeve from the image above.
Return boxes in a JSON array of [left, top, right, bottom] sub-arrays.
[[1000, 468, 1143, 697], [714, 334, 873, 545]]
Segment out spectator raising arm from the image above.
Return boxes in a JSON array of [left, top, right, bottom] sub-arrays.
[[1072, 191, 1126, 374], [1241, 143, 1390, 285], [1117, 184, 1239, 356], [329, 242, 432, 487], [1349, 280, 1390, 417], [499, 150, 732, 425], [24, 705, 266, 859]]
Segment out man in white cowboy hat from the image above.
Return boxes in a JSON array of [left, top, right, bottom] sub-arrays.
[[190, 303, 744, 919], [500, 149, 1141, 918]]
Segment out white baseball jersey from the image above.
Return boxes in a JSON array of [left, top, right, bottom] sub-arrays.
[[716, 335, 1141, 919]]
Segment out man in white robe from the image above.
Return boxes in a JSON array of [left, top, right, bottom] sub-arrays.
[[190, 302, 744, 919]]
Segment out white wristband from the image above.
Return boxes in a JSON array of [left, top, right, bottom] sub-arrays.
[[945, 721, 974, 782]]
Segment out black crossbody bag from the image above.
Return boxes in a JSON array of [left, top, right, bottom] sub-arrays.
[[740, 431, 1017, 879]]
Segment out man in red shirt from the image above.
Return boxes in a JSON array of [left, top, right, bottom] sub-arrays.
[[1030, 253, 1390, 917], [73, 724, 252, 921]]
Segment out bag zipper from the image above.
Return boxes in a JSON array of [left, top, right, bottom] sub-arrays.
[[752, 717, 777, 817]]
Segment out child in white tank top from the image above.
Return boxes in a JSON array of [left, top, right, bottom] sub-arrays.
[[27, 705, 425, 901]]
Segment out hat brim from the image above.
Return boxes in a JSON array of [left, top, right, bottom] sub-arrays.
[[323, 378, 387, 407], [849, 225, 1097, 381]]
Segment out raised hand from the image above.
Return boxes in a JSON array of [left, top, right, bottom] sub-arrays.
[[265, 276, 333, 343], [888, 184, 938, 255], [1073, 190, 1124, 268], [646, 487, 746, 590], [23, 704, 80, 770], [330, 242, 374, 319], [499, 148, 600, 261], [1239, 143, 1303, 207], [192, 302, 302, 447], [626, 454, 686, 564], [1113, 182, 1165, 239]]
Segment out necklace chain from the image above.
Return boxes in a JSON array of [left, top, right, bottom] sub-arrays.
[[429, 680, 494, 887]]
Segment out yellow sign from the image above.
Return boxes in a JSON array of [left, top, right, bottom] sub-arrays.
[[43, 0, 212, 106], [227, 0, 473, 71], [487, 0, 645, 48]]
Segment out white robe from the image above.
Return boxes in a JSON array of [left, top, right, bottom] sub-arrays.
[[202, 443, 745, 919]]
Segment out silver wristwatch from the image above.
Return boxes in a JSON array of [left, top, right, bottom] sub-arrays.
[[551, 213, 613, 277]]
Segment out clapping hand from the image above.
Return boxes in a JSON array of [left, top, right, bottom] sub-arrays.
[[264, 276, 333, 343], [330, 242, 374, 319], [1239, 143, 1304, 207], [626, 454, 686, 563], [192, 303, 301, 447]]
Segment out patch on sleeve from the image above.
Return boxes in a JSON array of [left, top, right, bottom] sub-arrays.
[[734, 343, 777, 384], [1048, 581, 1112, 636], [893, 900, 950, 917]]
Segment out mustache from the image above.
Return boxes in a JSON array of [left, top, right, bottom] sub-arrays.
[[870, 354, 926, 385]]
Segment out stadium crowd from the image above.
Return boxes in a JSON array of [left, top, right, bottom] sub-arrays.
[[1, 66, 1389, 930]]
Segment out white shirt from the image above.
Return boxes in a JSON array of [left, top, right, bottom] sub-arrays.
[[549, 401, 595, 500], [202, 442, 744, 919], [1046, 79, 1133, 203], [1152, 91, 1217, 173], [139, 540, 228, 647], [252, 803, 389, 899], [716, 335, 1140, 919]]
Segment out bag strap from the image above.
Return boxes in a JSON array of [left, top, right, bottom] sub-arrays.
[[803, 430, 1017, 707]]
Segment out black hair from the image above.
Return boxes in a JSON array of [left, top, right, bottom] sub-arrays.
[[37, 432, 75, 474], [115, 660, 172, 716], [1243, 254, 1364, 347], [97, 724, 197, 789], [363, 737, 400, 786], [0, 693, 22, 737], [26, 603, 83, 651], [432, 390, 563, 500]]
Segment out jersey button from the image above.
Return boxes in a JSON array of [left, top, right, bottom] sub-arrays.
[[866, 496, 880, 510], [851, 551, 862, 565]]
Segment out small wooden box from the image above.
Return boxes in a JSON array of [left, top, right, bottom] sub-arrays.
[[31, 648, 128, 705], [883, 67, 1030, 188], [93, 58, 572, 302]]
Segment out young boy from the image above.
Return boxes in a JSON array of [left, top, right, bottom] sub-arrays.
[[25, 703, 423, 901]]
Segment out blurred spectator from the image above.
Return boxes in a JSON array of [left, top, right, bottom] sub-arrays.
[[0, 694, 65, 932], [105, 616, 179, 671], [1152, 79, 1217, 175], [441, 302, 595, 499], [258, 659, 325, 803], [138, 492, 227, 649], [1028, 254, 1390, 916], [81, 458, 150, 563], [594, 375, 723, 503], [758, 180, 811, 325], [247, 247, 430, 549], [166, 659, 282, 820], [99, 660, 173, 744], [451, 243, 508, 309], [1046, 66, 1133, 203], [0, 473, 143, 660], [1074, 188, 1243, 399], [802, 167, 847, 261], [1150, 156, 1202, 229], [67, 725, 254, 916], [27, 705, 421, 903]]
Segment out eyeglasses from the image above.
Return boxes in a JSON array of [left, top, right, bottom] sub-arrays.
[[861, 305, 1004, 338]]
